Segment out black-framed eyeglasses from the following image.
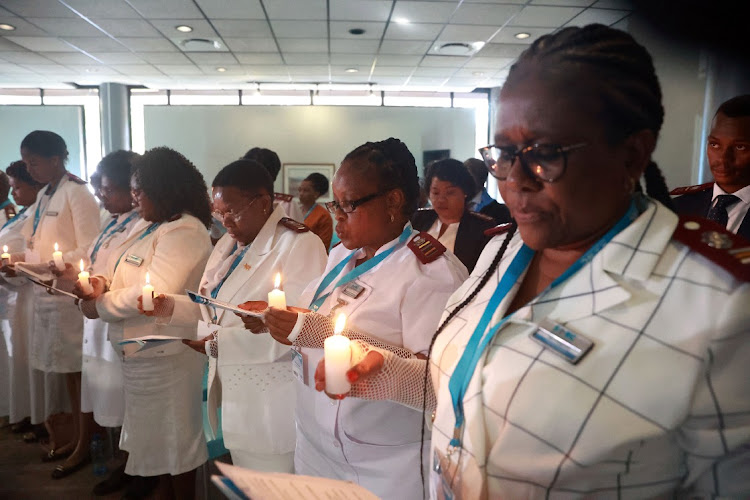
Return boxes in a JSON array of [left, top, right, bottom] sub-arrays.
[[324, 191, 385, 215], [478, 142, 588, 183]]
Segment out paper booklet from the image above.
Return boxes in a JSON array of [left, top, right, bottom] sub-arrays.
[[15, 263, 80, 300], [118, 335, 186, 357], [186, 290, 265, 318]]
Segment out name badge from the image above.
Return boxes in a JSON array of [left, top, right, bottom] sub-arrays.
[[291, 348, 307, 385], [46, 211, 58, 217], [124, 254, 143, 267], [342, 282, 365, 299], [529, 318, 593, 364]]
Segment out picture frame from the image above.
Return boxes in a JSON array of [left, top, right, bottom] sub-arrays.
[[282, 163, 336, 202]]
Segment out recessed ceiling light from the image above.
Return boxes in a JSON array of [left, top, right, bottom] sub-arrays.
[[515, 32, 531, 39], [175, 25, 193, 33], [348, 28, 366, 36], [394, 18, 410, 25], [345, 68, 358, 73], [0, 23, 16, 31], [216, 67, 227, 72], [472, 71, 484, 77]]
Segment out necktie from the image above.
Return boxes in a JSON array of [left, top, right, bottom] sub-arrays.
[[706, 194, 740, 228]]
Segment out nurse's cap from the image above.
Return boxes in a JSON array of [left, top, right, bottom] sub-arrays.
[[408, 232, 446, 264]]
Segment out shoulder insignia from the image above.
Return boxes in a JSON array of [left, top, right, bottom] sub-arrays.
[[670, 182, 713, 196], [66, 172, 87, 185], [274, 192, 294, 202], [672, 215, 750, 281], [484, 222, 514, 237], [468, 210, 495, 222], [407, 232, 446, 264], [416, 207, 434, 212], [279, 217, 310, 233]]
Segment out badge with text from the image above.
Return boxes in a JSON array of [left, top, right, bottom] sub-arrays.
[[529, 318, 593, 364], [291, 348, 307, 385], [124, 254, 144, 267]]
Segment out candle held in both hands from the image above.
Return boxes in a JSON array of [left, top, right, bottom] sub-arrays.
[[77, 259, 93, 295], [267, 272, 287, 309], [142, 272, 155, 311], [324, 313, 351, 397], [1, 245, 10, 266], [52, 242, 65, 271]]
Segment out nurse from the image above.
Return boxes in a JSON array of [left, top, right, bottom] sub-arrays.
[[255, 138, 468, 499], [143, 159, 327, 471], [75, 147, 213, 500]]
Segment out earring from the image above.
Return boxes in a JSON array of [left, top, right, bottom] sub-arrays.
[[389, 213, 395, 223]]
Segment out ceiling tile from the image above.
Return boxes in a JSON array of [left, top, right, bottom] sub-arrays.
[[508, 6, 584, 27], [437, 24, 499, 43], [375, 54, 422, 66], [135, 51, 192, 64], [564, 8, 629, 27], [213, 20, 271, 38], [277, 38, 327, 53], [379, 40, 431, 55], [284, 52, 329, 64], [63, 0, 142, 18], [150, 19, 218, 39], [329, 0, 393, 21], [110, 64, 164, 75], [92, 19, 162, 38], [451, 4, 522, 26], [234, 52, 284, 64], [0, 0, 78, 17], [372, 65, 414, 76], [224, 38, 278, 52], [420, 55, 469, 67], [372, 76, 408, 85], [0, 51, 56, 64], [406, 77, 447, 86], [199, 64, 243, 75], [329, 21, 386, 39], [385, 23, 443, 41], [0, 62, 36, 74], [391, 1, 458, 24], [4, 36, 78, 52], [88, 52, 144, 64], [66, 65, 123, 76], [25, 64, 78, 75], [126, 0, 204, 19], [443, 77, 483, 88], [462, 0, 525, 3], [454, 67, 493, 78], [329, 39, 379, 54], [0, 16, 47, 36], [412, 66, 455, 77], [187, 52, 238, 65], [491, 27, 552, 44], [0, 37, 30, 51], [194, 0, 265, 19], [263, 0, 327, 20], [475, 43, 526, 58], [590, 0, 633, 8], [463, 56, 515, 69], [611, 16, 629, 31], [271, 20, 327, 38], [530, 0, 595, 5], [117, 37, 178, 52], [155, 64, 203, 75], [330, 53, 375, 65], [39, 51, 98, 64], [64, 36, 128, 52], [26, 17, 104, 37], [244, 65, 290, 76], [286, 65, 328, 75]]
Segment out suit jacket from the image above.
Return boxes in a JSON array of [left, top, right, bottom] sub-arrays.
[[479, 199, 513, 225], [411, 208, 495, 273], [673, 184, 750, 239]]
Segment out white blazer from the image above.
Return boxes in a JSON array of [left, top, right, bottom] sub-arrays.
[[431, 198, 750, 499], [169, 204, 328, 455]]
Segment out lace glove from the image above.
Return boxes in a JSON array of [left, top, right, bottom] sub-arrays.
[[140, 293, 175, 319], [80, 299, 99, 319], [207, 331, 219, 358]]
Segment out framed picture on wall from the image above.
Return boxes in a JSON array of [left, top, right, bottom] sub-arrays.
[[422, 149, 451, 170], [282, 163, 336, 202]]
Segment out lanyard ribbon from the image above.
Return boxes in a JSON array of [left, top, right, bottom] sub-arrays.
[[208, 242, 252, 322], [31, 178, 63, 239], [112, 222, 161, 274], [0, 199, 11, 211], [1, 207, 27, 231], [447, 201, 639, 449], [303, 204, 316, 221], [89, 212, 138, 266], [308, 224, 413, 312]]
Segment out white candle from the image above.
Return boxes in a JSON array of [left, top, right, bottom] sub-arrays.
[[142, 272, 155, 311], [1, 245, 10, 266], [267, 272, 287, 309], [324, 313, 351, 397], [52, 242, 65, 271], [77, 259, 93, 295]]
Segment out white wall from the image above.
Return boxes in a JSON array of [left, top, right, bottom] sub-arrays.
[[143, 105, 476, 192]]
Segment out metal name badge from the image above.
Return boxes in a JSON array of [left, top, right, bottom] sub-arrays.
[[342, 282, 365, 299], [124, 254, 144, 267], [530, 318, 593, 364], [46, 211, 59, 216]]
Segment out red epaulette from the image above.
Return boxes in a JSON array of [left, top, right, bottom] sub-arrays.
[[468, 211, 495, 223], [484, 222, 514, 237], [279, 217, 310, 233], [66, 172, 87, 185], [669, 182, 713, 196], [274, 192, 293, 202], [407, 232, 446, 264], [672, 215, 750, 281]]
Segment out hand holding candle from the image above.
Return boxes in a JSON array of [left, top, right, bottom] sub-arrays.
[[77, 259, 93, 295], [1, 245, 10, 266], [141, 272, 155, 312], [52, 242, 65, 271], [267, 272, 287, 309], [324, 313, 351, 398]]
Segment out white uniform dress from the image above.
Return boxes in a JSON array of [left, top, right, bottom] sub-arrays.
[[431, 198, 750, 499], [95, 214, 212, 476], [168, 204, 328, 471], [80, 210, 141, 427], [20, 173, 100, 373], [291, 224, 468, 499]]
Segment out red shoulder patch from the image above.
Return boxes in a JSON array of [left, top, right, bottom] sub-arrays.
[[66, 172, 87, 185], [279, 217, 310, 233], [468, 210, 494, 223], [672, 215, 750, 281], [670, 182, 713, 196], [484, 222, 514, 237], [407, 232, 446, 264], [274, 192, 293, 202]]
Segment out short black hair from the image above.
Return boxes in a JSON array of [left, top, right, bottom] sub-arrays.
[[0, 171, 9, 200], [90, 171, 102, 189], [304, 172, 329, 196], [97, 150, 140, 191], [425, 158, 477, 200], [20, 130, 69, 163], [6, 160, 43, 189], [242, 147, 281, 181], [212, 159, 274, 197], [464, 158, 488, 189], [716, 94, 750, 118], [132, 147, 212, 228]]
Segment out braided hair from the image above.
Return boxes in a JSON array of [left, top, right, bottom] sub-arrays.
[[343, 137, 420, 218]]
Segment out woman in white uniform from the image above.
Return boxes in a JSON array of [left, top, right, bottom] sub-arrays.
[[144, 159, 327, 471], [257, 138, 468, 499], [76, 147, 213, 500], [13, 131, 100, 463], [340, 25, 750, 499]]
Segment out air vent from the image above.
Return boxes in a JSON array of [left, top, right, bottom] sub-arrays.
[[181, 38, 222, 51], [432, 41, 485, 56]]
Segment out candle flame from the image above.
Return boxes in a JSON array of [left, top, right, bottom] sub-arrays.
[[79, 259, 85, 272], [334, 313, 346, 335], [145, 272, 150, 285], [2, 245, 7, 253], [54, 242, 59, 252], [274, 272, 281, 289]]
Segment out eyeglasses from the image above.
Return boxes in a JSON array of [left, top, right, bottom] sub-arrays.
[[213, 196, 261, 223], [324, 191, 385, 215], [478, 142, 588, 183]]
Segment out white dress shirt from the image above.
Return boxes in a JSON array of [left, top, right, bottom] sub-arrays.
[[712, 182, 750, 234]]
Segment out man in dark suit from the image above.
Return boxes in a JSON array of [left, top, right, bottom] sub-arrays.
[[463, 158, 513, 225], [672, 95, 750, 240]]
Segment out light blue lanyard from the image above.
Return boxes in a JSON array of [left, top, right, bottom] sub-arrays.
[[303, 204, 316, 221], [447, 201, 639, 449], [208, 242, 252, 322], [112, 222, 161, 275], [89, 212, 138, 266], [0, 199, 10, 211], [1, 207, 27, 231], [308, 224, 413, 312], [31, 179, 62, 239]]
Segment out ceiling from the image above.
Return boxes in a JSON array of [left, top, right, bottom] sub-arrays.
[[0, 0, 633, 91]]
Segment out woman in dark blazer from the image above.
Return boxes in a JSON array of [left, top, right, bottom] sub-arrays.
[[412, 158, 496, 272]]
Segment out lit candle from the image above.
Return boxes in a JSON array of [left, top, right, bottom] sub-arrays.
[[142, 272, 155, 311], [77, 259, 93, 295], [324, 313, 351, 397], [52, 242, 65, 271], [1, 245, 10, 266], [267, 272, 287, 309]]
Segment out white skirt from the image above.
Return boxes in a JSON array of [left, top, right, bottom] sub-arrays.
[[30, 287, 83, 373], [120, 348, 208, 476], [80, 317, 124, 427]]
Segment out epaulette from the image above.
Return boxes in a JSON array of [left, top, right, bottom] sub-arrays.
[[66, 172, 87, 185], [669, 182, 712, 196], [407, 232, 446, 264], [484, 222, 514, 237], [468, 210, 495, 223], [672, 215, 750, 281], [274, 192, 293, 202], [416, 207, 434, 212], [279, 217, 309, 233]]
